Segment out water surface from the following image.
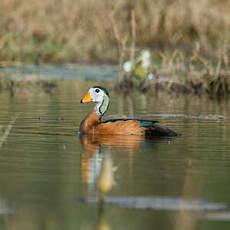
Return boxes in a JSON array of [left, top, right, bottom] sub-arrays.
[[0, 75, 230, 229]]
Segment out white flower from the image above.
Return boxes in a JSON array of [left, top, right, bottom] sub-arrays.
[[123, 61, 133, 72], [147, 72, 154, 80], [141, 50, 151, 68]]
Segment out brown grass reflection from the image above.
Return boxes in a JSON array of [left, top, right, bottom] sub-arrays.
[[172, 158, 202, 230], [96, 206, 111, 230], [97, 153, 114, 199]]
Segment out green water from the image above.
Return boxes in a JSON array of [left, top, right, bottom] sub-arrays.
[[0, 77, 230, 230]]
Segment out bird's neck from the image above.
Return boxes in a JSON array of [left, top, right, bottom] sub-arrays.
[[80, 111, 101, 134], [80, 95, 110, 134], [94, 95, 110, 117]]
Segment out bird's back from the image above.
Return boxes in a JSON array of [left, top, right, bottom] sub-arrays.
[[96, 118, 179, 137]]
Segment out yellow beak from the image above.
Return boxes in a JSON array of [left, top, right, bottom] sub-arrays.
[[81, 92, 93, 103]]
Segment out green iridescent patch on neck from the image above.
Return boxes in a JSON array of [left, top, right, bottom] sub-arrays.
[[99, 94, 110, 116]]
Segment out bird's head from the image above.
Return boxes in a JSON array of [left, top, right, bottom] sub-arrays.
[[80, 86, 110, 117]]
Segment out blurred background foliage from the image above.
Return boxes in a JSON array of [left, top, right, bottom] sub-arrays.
[[0, 0, 230, 64], [1, 0, 230, 97]]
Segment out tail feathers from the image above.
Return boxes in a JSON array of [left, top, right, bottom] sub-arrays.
[[145, 124, 180, 137]]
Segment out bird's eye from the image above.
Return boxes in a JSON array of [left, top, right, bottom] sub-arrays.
[[95, 89, 100, 93]]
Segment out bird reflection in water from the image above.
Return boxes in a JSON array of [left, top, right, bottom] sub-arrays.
[[80, 133, 144, 189], [79, 134, 170, 230], [80, 134, 127, 230]]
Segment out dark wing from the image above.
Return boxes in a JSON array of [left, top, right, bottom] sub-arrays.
[[144, 123, 180, 137]]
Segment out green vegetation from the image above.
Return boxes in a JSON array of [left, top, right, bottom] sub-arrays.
[[117, 47, 230, 98]]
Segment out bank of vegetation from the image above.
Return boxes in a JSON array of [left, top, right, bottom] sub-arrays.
[[0, 0, 230, 97], [0, 74, 56, 94]]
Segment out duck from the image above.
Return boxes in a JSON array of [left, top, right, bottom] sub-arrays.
[[80, 86, 180, 137]]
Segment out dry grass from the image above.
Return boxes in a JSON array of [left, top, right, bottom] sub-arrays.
[[1, 0, 230, 96], [0, 0, 230, 63]]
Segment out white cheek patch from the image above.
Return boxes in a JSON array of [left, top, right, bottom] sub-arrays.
[[90, 88, 104, 103]]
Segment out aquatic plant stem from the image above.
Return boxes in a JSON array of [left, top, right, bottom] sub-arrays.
[[99, 192, 105, 208], [0, 113, 20, 149], [129, 9, 136, 80]]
